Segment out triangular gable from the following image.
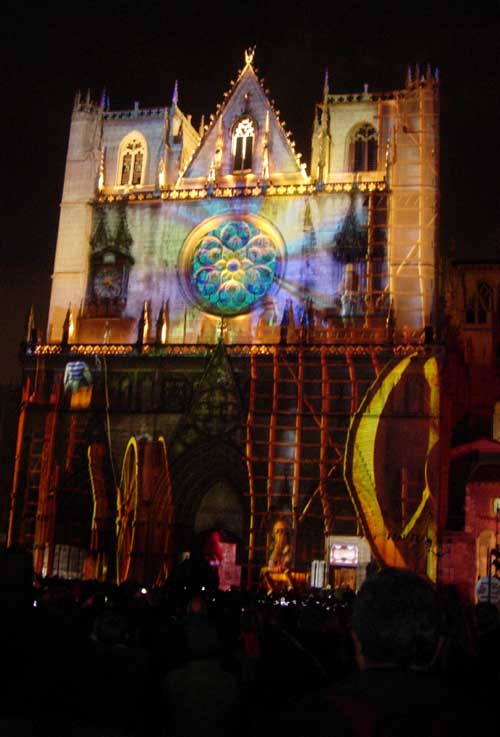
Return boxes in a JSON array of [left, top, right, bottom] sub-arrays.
[[180, 53, 306, 185]]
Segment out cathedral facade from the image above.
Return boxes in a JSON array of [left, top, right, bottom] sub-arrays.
[[9, 51, 447, 592]]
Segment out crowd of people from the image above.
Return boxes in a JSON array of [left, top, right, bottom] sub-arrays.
[[1, 547, 500, 736]]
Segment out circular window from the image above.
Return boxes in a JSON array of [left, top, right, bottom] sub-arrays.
[[183, 217, 282, 316]]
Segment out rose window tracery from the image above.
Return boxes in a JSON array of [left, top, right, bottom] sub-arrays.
[[190, 220, 279, 315]]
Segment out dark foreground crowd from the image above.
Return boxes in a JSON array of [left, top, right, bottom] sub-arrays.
[[1, 550, 500, 737]]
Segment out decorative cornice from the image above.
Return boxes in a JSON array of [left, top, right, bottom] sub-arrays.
[[28, 341, 435, 359], [327, 79, 438, 106], [103, 107, 165, 120], [97, 178, 387, 204]]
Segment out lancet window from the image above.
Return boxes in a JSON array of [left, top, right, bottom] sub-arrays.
[[350, 124, 378, 172], [118, 134, 146, 186], [232, 117, 255, 172], [466, 282, 493, 324]]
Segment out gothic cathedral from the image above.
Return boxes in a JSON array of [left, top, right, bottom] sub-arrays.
[[9, 51, 445, 592]]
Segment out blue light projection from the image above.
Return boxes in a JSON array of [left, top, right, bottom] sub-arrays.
[[190, 219, 279, 315]]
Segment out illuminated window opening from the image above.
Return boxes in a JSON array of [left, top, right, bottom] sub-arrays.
[[117, 133, 147, 187], [350, 124, 378, 172], [232, 117, 255, 172]]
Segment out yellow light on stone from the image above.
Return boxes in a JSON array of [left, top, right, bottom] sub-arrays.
[[68, 307, 75, 340]]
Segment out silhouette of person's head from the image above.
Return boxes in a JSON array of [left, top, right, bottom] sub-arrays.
[[0, 547, 34, 613], [352, 567, 440, 670]]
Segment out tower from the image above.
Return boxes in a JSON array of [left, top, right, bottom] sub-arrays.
[[48, 92, 103, 342]]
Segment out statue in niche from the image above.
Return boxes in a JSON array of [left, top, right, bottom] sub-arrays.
[[260, 517, 294, 593], [341, 263, 359, 325], [256, 295, 279, 342], [213, 145, 223, 170]]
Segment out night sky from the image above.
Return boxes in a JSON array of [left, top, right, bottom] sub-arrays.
[[1, 1, 499, 384]]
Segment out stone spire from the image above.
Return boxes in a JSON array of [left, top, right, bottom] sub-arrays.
[[317, 69, 330, 185], [171, 79, 179, 107], [114, 203, 133, 254], [90, 207, 111, 253], [323, 68, 330, 101], [261, 110, 270, 181], [156, 300, 169, 344], [25, 304, 36, 343], [244, 46, 256, 66], [61, 305, 72, 346], [136, 301, 149, 346]]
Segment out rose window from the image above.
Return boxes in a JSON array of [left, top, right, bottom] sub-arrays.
[[190, 220, 279, 315]]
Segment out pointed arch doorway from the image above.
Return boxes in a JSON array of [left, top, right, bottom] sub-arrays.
[[194, 480, 244, 540], [194, 480, 245, 590], [171, 441, 249, 582]]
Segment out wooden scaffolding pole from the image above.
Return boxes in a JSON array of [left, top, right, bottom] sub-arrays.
[[319, 347, 333, 534], [291, 347, 304, 564], [267, 349, 279, 515], [7, 377, 31, 548], [33, 380, 62, 575], [246, 352, 258, 588]]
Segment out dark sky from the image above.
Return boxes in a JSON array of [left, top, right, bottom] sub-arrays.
[[1, 1, 499, 383]]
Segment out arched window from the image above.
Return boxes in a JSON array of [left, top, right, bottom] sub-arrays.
[[350, 124, 378, 172], [117, 133, 146, 186], [466, 281, 492, 324], [232, 117, 255, 172], [477, 282, 493, 324]]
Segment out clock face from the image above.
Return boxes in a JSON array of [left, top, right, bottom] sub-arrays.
[[94, 268, 122, 299]]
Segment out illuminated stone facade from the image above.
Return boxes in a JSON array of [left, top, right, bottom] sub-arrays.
[[48, 57, 438, 345], [9, 54, 447, 591]]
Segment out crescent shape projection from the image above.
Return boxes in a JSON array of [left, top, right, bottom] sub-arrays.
[[344, 353, 439, 575]]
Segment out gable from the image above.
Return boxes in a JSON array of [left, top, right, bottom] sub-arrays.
[[180, 58, 305, 184]]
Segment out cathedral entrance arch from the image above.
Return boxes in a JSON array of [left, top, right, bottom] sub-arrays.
[[194, 480, 244, 540], [171, 441, 249, 559]]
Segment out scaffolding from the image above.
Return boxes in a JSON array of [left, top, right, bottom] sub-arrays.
[[245, 345, 383, 585], [385, 72, 439, 332]]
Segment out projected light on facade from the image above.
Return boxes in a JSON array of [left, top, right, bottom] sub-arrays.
[[344, 354, 440, 579], [184, 216, 283, 316]]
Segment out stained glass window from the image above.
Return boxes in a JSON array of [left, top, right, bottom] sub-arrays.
[[467, 282, 493, 324], [190, 219, 279, 315], [119, 137, 146, 186], [120, 152, 132, 185], [132, 150, 143, 185], [232, 118, 255, 172]]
